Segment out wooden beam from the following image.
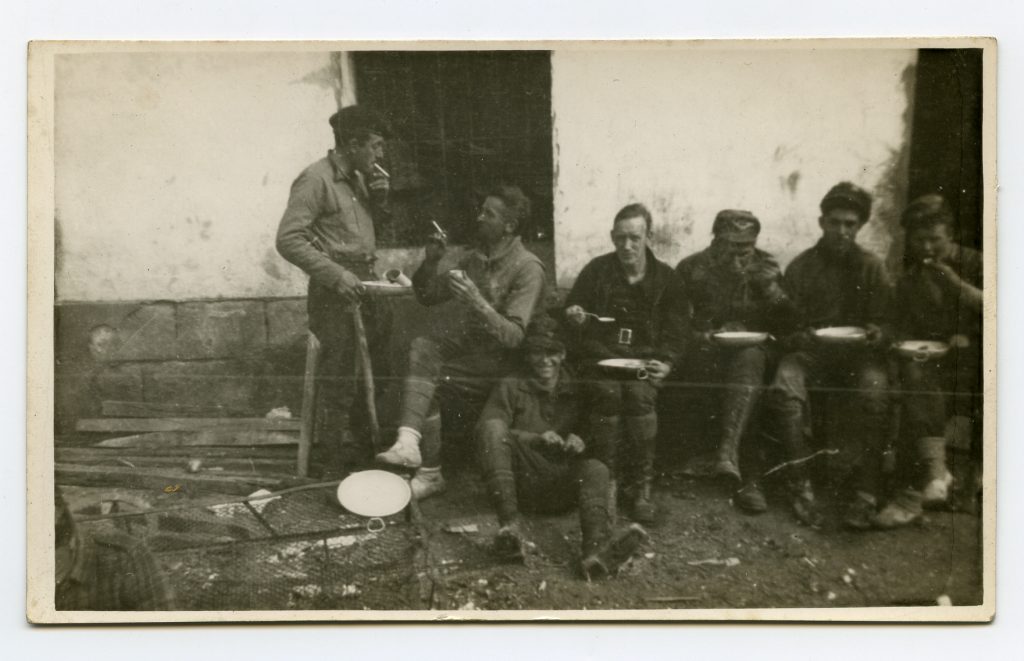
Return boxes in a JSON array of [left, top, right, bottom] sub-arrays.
[[101, 400, 254, 418], [54, 449, 296, 474], [55, 463, 287, 496], [93, 430, 299, 449], [76, 418, 302, 433]]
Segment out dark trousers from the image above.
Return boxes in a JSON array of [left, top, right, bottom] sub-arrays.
[[477, 418, 611, 547], [894, 348, 982, 486], [766, 348, 889, 497], [308, 275, 393, 471], [395, 332, 513, 464]]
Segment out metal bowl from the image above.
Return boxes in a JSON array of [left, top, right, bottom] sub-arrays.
[[712, 331, 769, 348], [813, 326, 867, 344], [894, 340, 951, 362]]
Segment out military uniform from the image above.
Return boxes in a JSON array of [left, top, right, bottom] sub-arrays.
[[276, 147, 393, 475], [674, 210, 797, 486], [563, 248, 688, 518]]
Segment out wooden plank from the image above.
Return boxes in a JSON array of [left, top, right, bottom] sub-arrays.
[[54, 450, 296, 474], [55, 463, 287, 496], [93, 430, 299, 449], [298, 332, 320, 478], [102, 400, 254, 418], [76, 417, 302, 433], [57, 446, 295, 461]]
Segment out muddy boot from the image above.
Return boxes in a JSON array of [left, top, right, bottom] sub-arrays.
[[790, 478, 823, 527], [631, 477, 656, 525], [581, 524, 649, 580], [843, 491, 879, 531], [493, 520, 533, 563], [624, 414, 658, 524], [734, 480, 768, 514], [715, 385, 757, 485], [874, 488, 924, 529], [918, 436, 953, 507]]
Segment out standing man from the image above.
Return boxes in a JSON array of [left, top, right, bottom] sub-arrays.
[[476, 316, 648, 578], [564, 203, 688, 524], [674, 210, 797, 512], [765, 182, 893, 529], [276, 105, 393, 479], [875, 194, 983, 527], [376, 185, 547, 501]]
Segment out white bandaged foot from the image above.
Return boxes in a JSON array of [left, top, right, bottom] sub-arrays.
[[375, 426, 423, 468]]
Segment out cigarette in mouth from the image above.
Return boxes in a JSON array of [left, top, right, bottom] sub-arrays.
[[431, 221, 447, 236], [373, 162, 390, 178]]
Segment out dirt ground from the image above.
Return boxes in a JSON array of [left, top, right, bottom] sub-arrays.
[[66, 460, 983, 613]]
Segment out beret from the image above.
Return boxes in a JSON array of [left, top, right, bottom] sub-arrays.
[[712, 209, 761, 240], [328, 105, 392, 139], [820, 181, 873, 221]]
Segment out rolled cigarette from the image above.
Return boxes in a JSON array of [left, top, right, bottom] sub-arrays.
[[431, 220, 447, 237], [373, 162, 390, 178]]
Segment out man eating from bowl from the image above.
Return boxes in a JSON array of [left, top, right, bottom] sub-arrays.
[[874, 194, 983, 528], [674, 209, 797, 512], [476, 316, 648, 577], [563, 203, 688, 524], [375, 185, 547, 501], [763, 182, 893, 530]]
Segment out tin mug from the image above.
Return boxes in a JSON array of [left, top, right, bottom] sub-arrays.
[[384, 268, 412, 287]]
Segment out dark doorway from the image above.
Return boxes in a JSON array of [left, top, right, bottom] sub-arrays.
[[354, 51, 553, 248], [907, 49, 984, 249]]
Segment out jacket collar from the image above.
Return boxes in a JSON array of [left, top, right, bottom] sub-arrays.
[[471, 235, 525, 266], [523, 364, 576, 397]]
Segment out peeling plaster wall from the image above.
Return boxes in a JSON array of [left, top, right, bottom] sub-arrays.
[[55, 51, 346, 302], [551, 48, 916, 287]]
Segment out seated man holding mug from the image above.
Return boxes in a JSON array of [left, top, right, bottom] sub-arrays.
[[376, 185, 547, 501]]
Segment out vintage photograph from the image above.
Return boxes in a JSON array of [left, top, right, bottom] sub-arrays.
[[27, 40, 995, 622]]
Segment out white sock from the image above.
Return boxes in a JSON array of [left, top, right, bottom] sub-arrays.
[[395, 426, 422, 447]]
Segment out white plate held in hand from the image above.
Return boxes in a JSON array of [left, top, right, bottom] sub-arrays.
[[813, 326, 867, 344], [712, 331, 768, 347]]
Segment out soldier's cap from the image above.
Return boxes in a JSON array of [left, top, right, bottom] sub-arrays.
[[820, 181, 873, 222], [522, 315, 565, 353], [328, 105, 393, 139], [712, 209, 761, 241]]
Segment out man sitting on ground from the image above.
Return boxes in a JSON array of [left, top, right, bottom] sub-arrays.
[[476, 316, 648, 579]]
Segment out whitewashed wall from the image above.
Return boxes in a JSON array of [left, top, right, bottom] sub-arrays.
[[54, 51, 342, 302], [551, 48, 916, 287], [54, 48, 916, 301]]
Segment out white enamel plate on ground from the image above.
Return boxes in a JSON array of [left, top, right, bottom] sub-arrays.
[[336, 470, 411, 518]]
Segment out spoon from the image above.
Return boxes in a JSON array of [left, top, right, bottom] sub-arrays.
[[584, 311, 616, 323]]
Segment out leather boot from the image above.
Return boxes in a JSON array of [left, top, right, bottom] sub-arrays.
[[715, 384, 758, 485], [918, 436, 953, 507], [624, 415, 658, 524], [581, 524, 649, 580]]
